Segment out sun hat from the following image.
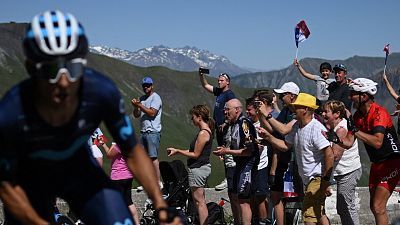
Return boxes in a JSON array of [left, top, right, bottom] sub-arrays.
[[291, 93, 319, 109]]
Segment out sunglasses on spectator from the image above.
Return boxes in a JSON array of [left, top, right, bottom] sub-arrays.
[[35, 58, 87, 83], [142, 83, 152, 88]]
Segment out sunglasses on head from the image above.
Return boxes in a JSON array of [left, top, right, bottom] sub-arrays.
[[35, 58, 87, 83]]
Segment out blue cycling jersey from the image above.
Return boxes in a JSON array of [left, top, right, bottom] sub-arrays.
[[0, 68, 137, 224]]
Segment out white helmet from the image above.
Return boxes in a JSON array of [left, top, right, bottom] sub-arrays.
[[349, 78, 378, 96], [23, 10, 88, 62]]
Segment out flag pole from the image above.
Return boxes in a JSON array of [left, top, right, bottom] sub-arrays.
[[295, 47, 299, 60], [383, 54, 388, 76]]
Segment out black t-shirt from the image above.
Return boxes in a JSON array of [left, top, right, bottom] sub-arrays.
[[328, 81, 352, 110]]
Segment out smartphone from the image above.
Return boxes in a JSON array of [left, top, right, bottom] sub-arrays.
[[199, 68, 210, 74]]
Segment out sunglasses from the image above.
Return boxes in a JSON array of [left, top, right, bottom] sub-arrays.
[[35, 58, 87, 83], [142, 83, 152, 88]]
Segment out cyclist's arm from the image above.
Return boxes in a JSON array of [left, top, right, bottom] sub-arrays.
[[294, 59, 316, 81], [199, 72, 214, 93], [126, 144, 167, 210], [383, 74, 399, 100], [0, 182, 49, 225], [354, 130, 384, 150]]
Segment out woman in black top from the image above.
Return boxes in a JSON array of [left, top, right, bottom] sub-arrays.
[[167, 105, 214, 225], [383, 73, 400, 135]]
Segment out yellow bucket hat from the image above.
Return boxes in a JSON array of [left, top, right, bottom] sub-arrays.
[[290, 93, 319, 109]]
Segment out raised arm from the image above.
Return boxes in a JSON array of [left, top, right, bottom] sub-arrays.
[[294, 59, 316, 81], [199, 70, 214, 93], [383, 73, 399, 101]]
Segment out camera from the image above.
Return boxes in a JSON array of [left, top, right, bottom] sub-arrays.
[[199, 68, 210, 74]]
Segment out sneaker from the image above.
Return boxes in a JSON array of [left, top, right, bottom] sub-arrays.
[[136, 185, 143, 192], [215, 178, 227, 191]]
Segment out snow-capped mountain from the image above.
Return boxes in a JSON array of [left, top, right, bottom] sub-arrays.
[[89, 45, 250, 76]]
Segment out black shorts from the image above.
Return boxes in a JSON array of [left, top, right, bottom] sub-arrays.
[[111, 178, 134, 205], [233, 162, 256, 199], [270, 162, 289, 192], [253, 167, 269, 196]]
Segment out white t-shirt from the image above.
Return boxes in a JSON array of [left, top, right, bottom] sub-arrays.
[[285, 118, 330, 184], [333, 119, 362, 176], [91, 144, 103, 158], [253, 121, 268, 170], [314, 75, 335, 101]]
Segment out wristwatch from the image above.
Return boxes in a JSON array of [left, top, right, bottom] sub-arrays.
[[266, 113, 273, 120]]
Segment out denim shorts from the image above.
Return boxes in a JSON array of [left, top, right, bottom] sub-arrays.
[[140, 132, 161, 158]]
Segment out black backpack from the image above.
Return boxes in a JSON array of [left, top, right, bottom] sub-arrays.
[[206, 202, 225, 224]]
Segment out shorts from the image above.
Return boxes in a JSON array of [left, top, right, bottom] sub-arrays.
[[253, 167, 269, 196], [270, 162, 289, 192], [225, 166, 236, 192], [233, 161, 256, 199], [111, 178, 134, 205], [140, 132, 161, 158], [369, 157, 400, 193], [302, 177, 327, 223], [188, 164, 211, 187]]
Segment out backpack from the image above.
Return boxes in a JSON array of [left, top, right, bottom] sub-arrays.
[[206, 202, 225, 224]]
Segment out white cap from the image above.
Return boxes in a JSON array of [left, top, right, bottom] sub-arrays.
[[274, 82, 300, 95]]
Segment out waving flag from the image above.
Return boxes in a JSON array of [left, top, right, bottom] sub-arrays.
[[383, 44, 390, 65], [295, 20, 311, 48]]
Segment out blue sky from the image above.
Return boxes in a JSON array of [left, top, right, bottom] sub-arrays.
[[1, 1, 399, 71]]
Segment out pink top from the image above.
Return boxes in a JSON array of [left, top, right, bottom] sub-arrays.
[[110, 144, 134, 180]]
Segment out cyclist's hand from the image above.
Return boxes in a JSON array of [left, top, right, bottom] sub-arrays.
[[156, 207, 183, 225]]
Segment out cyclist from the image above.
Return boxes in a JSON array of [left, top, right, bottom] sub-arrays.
[[0, 10, 178, 225], [339, 78, 400, 225]]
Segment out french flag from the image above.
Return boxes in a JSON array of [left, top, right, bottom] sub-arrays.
[[295, 20, 311, 48]]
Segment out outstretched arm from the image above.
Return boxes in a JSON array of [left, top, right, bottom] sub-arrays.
[[0, 181, 49, 225], [383, 73, 399, 101], [294, 59, 316, 81]]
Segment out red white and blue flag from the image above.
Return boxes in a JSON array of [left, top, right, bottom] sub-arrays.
[[383, 44, 390, 65], [295, 20, 310, 48]]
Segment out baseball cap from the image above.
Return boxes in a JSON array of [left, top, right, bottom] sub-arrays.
[[291, 93, 319, 109], [274, 82, 300, 95], [142, 76, 153, 85], [333, 64, 347, 72]]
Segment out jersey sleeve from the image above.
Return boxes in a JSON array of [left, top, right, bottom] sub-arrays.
[[371, 107, 391, 134], [102, 81, 138, 157]]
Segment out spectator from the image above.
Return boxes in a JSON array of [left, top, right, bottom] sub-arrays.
[[294, 59, 335, 106], [340, 78, 400, 225], [131, 76, 163, 191], [89, 128, 104, 167], [259, 93, 334, 225], [257, 82, 299, 225], [322, 100, 362, 225], [382, 72, 400, 134], [328, 64, 352, 110], [100, 140, 140, 225], [245, 97, 271, 225], [198, 70, 236, 194], [213, 99, 259, 225], [167, 105, 214, 225]]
